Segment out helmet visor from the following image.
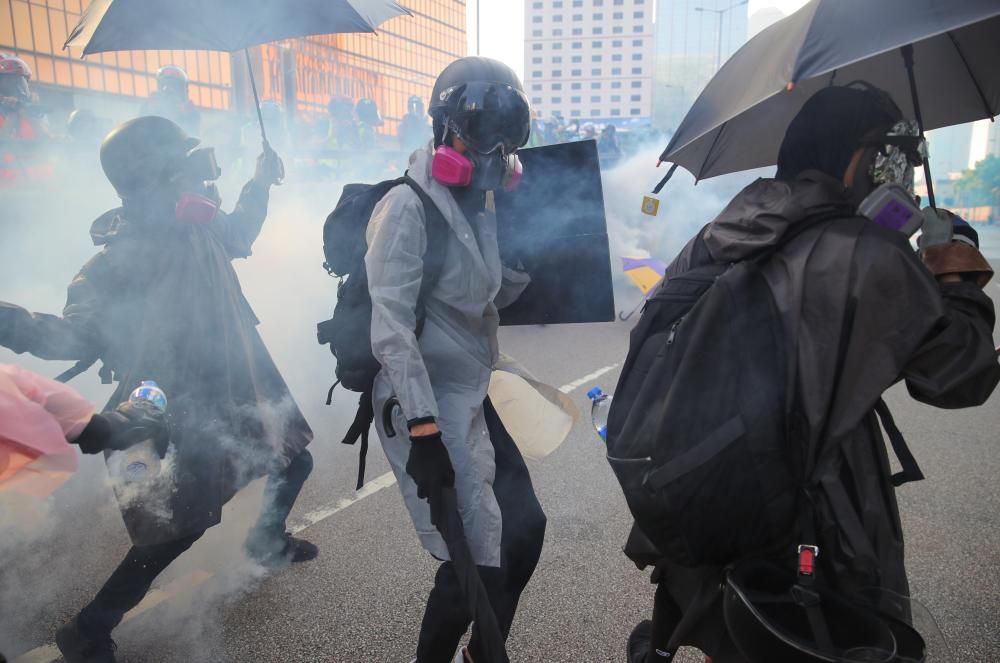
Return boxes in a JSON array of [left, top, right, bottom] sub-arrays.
[[442, 81, 531, 155]]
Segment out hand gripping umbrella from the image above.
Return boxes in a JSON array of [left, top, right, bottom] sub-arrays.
[[382, 399, 509, 663], [64, 0, 409, 146], [655, 0, 1000, 208]]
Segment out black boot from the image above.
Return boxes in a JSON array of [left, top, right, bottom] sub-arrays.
[[55, 618, 118, 663], [245, 529, 318, 568]]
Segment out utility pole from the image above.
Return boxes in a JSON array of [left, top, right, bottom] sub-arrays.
[[694, 0, 748, 71]]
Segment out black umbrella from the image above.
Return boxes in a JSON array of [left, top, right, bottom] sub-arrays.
[[429, 487, 509, 663], [657, 0, 1000, 208], [64, 0, 409, 145]]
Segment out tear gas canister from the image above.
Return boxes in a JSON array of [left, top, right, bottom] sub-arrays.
[[121, 380, 167, 482], [587, 386, 612, 441]]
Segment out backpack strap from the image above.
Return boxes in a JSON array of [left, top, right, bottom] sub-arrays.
[[873, 398, 925, 486]]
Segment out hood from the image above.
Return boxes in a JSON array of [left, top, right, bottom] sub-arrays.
[[90, 208, 124, 246], [703, 170, 854, 263]]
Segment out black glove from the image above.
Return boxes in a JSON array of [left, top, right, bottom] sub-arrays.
[[405, 432, 455, 500], [78, 400, 170, 457], [254, 144, 285, 186]]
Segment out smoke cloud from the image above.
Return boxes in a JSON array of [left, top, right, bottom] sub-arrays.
[[0, 126, 760, 659]]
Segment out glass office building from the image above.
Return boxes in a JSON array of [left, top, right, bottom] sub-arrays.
[[0, 0, 466, 133]]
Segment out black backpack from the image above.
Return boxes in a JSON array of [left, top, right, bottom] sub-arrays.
[[317, 175, 448, 488], [607, 218, 925, 568]]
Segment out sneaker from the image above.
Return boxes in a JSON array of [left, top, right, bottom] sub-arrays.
[[55, 618, 118, 663], [246, 531, 318, 568]]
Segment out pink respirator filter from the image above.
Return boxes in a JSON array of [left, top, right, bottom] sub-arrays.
[[431, 145, 474, 187], [175, 192, 220, 225]]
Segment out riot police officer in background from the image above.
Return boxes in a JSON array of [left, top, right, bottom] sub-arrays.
[[398, 94, 431, 153], [0, 53, 52, 186], [140, 64, 201, 136]]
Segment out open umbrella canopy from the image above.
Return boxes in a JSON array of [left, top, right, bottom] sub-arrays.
[[65, 0, 410, 54], [660, 0, 1000, 181]]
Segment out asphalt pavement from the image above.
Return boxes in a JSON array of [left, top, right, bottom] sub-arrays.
[[2, 228, 999, 663]]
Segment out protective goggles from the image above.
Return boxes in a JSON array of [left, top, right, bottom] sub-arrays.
[[865, 120, 927, 192], [440, 81, 531, 155]]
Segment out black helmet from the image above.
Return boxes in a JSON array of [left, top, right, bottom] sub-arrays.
[[723, 560, 900, 663], [429, 56, 531, 155], [355, 98, 383, 127], [156, 64, 189, 96], [408, 95, 425, 117], [100, 116, 199, 199]]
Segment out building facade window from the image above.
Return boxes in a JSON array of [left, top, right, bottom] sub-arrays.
[[611, 108, 621, 116], [612, 54, 622, 61], [553, 29, 563, 36], [630, 94, 641, 101], [572, 42, 582, 48], [571, 96, 582, 103], [571, 82, 582, 89], [633, 25, 643, 33], [634, 11, 644, 18], [611, 81, 622, 88], [532, 16, 542, 23], [632, 53, 643, 60], [593, 13, 603, 19], [631, 108, 641, 115], [631, 67, 642, 74], [591, 82, 602, 89], [572, 14, 583, 21], [552, 83, 563, 90], [573, 28, 583, 35], [592, 55, 602, 62], [611, 94, 621, 102], [591, 68, 601, 75], [533, 44, 543, 50], [572, 55, 582, 63], [612, 40, 622, 47], [572, 68, 582, 76], [613, 26, 623, 34], [631, 80, 642, 88], [612, 67, 622, 75], [613, 11, 623, 19], [571, 109, 581, 117], [532, 57, 542, 64], [552, 56, 563, 63], [532, 30, 542, 37], [532, 71, 542, 78], [633, 39, 643, 46], [591, 95, 601, 102], [593, 27, 604, 34]]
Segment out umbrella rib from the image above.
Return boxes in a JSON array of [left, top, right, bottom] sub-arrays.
[[696, 122, 726, 183], [946, 31, 995, 120]]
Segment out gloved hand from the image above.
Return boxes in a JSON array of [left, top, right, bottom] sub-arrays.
[[917, 206, 954, 252], [254, 144, 285, 186], [405, 431, 455, 500], [919, 208, 994, 288], [102, 399, 171, 457], [0, 301, 30, 353]]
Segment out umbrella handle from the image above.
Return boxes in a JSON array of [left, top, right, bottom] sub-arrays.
[[244, 48, 269, 147], [901, 45, 934, 210]]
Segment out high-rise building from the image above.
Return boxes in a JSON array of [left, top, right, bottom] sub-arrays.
[[652, 0, 748, 131], [522, 0, 655, 124], [0, 0, 466, 135]]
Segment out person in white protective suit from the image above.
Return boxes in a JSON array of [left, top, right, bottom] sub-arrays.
[[365, 57, 556, 663]]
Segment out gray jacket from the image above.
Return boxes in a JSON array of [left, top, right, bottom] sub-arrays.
[[366, 145, 529, 566]]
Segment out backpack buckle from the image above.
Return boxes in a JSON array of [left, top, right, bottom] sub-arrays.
[[797, 544, 819, 579]]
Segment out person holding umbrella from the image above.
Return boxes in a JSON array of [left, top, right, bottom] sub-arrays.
[[624, 83, 999, 663], [0, 115, 316, 663], [366, 57, 546, 663]]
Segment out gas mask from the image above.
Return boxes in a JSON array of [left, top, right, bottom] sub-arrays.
[[855, 121, 927, 236], [170, 147, 222, 224], [432, 128, 523, 192]]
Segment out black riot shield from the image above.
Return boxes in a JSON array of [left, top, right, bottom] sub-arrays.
[[495, 139, 615, 326]]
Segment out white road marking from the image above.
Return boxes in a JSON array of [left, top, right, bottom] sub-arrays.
[[558, 363, 620, 394], [289, 470, 398, 534], [13, 365, 617, 663]]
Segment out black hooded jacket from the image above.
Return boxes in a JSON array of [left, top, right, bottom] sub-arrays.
[[627, 170, 999, 660], [0, 179, 312, 544]]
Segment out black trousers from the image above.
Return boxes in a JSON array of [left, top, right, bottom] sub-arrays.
[[415, 402, 548, 663], [77, 448, 313, 635]]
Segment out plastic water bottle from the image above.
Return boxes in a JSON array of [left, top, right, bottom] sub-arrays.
[[587, 386, 612, 441], [121, 380, 168, 483]]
